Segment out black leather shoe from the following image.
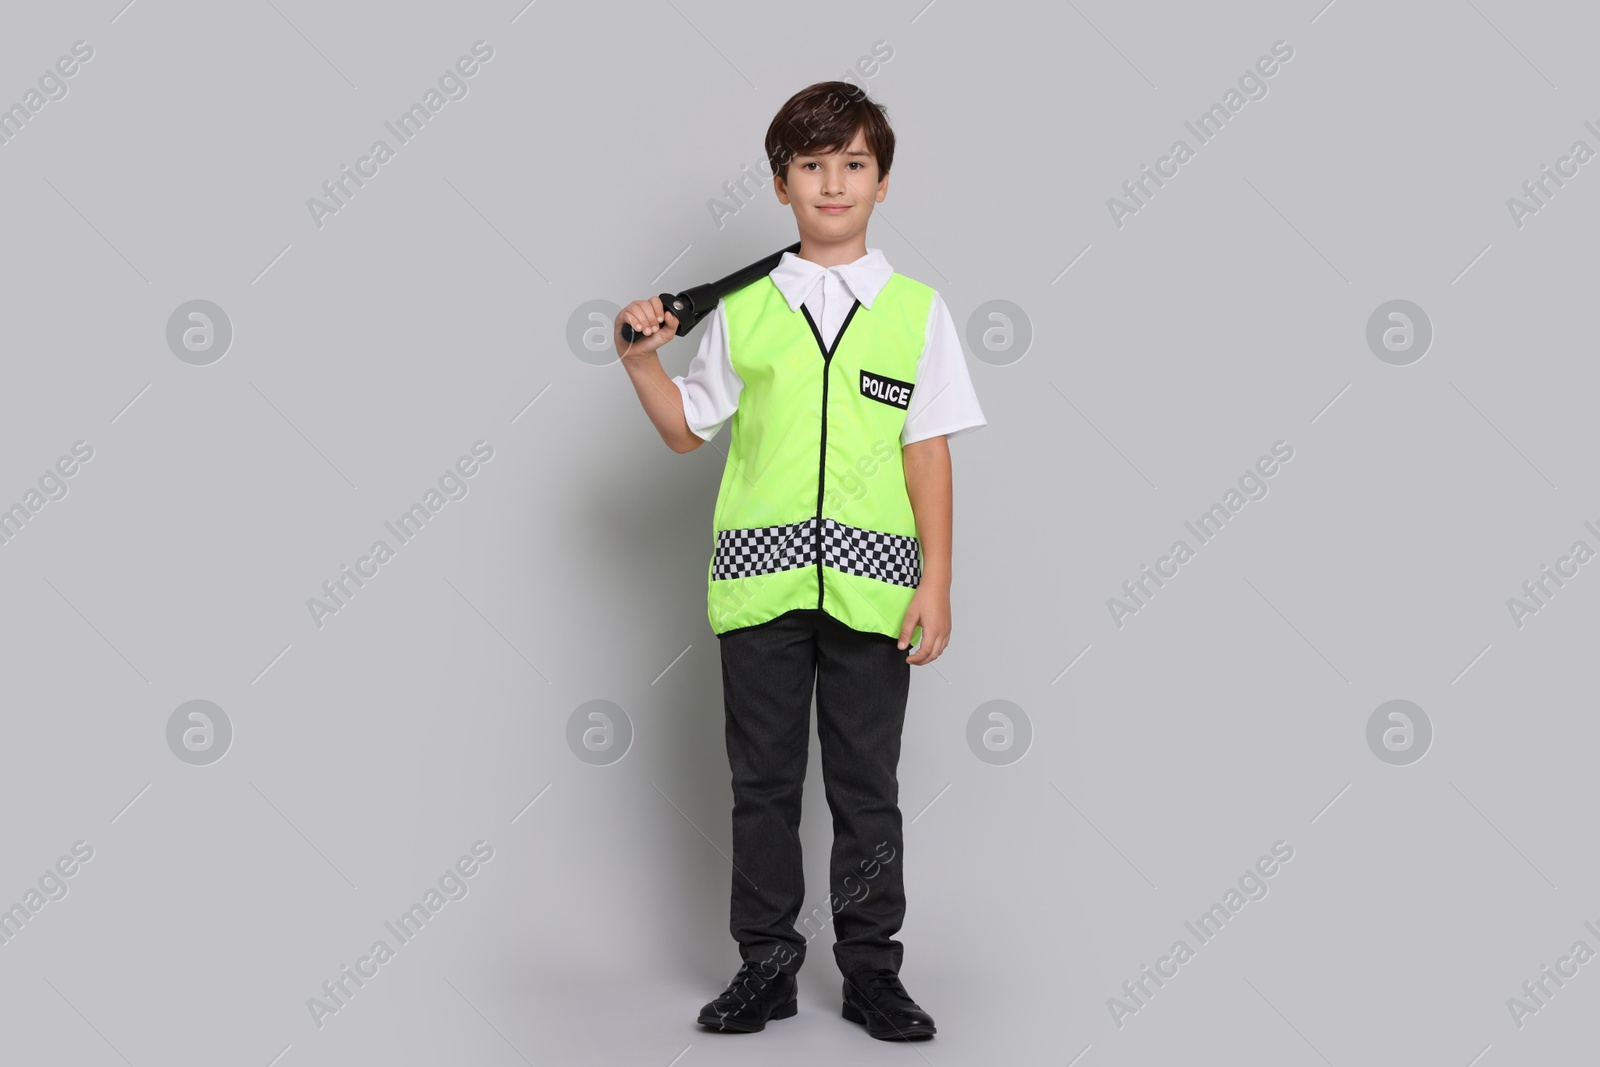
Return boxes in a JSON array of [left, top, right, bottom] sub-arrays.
[[697, 960, 798, 1033], [841, 967, 937, 1040]]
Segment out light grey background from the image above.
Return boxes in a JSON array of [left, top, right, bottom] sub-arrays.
[[2, 0, 1596, 1064]]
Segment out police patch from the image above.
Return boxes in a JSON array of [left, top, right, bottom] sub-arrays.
[[860, 369, 914, 409]]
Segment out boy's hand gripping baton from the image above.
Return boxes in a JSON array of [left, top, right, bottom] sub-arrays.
[[619, 241, 801, 344]]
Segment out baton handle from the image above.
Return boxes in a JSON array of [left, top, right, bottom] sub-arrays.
[[617, 241, 801, 346], [619, 293, 688, 344]]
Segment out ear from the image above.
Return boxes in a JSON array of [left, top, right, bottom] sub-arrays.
[[773, 174, 791, 205], [875, 171, 889, 202]]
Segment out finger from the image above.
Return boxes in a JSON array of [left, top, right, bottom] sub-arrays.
[[624, 301, 650, 335], [621, 317, 647, 350]]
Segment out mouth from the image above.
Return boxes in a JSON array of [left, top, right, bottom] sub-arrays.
[[817, 204, 852, 213]]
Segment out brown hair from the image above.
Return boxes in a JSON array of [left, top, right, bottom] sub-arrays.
[[764, 81, 894, 185]]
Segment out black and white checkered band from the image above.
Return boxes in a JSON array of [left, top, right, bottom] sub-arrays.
[[711, 517, 818, 581], [820, 517, 921, 587], [711, 516, 921, 588]]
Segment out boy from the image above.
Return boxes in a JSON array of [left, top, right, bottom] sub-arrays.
[[614, 81, 986, 1041]]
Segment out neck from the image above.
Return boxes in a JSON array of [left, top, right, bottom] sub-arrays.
[[796, 234, 869, 268]]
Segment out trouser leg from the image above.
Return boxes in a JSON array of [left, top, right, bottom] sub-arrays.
[[719, 610, 817, 976], [812, 612, 910, 977]]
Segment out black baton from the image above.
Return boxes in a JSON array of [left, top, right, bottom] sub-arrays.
[[620, 241, 801, 343]]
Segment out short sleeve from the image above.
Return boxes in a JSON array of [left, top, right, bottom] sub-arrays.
[[671, 299, 743, 442], [902, 291, 988, 447]]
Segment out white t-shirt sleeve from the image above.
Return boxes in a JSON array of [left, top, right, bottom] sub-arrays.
[[670, 299, 743, 442], [902, 291, 988, 447]]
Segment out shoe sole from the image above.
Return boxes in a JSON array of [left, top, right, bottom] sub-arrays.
[[841, 999, 937, 1039], [697, 995, 797, 1033]]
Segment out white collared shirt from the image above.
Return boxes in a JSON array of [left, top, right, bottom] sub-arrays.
[[671, 247, 987, 446]]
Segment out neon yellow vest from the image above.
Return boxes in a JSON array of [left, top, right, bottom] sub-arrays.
[[706, 271, 933, 643]]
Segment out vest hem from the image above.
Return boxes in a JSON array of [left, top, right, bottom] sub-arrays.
[[713, 606, 900, 643]]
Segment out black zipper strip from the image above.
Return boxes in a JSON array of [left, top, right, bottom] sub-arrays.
[[800, 299, 862, 611]]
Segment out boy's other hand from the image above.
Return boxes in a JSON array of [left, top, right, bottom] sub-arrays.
[[899, 585, 950, 665], [615, 297, 680, 361]]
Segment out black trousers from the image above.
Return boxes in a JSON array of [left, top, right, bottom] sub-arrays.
[[719, 607, 911, 978]]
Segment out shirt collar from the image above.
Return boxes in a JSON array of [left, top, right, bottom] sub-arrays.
[[768, 247, 894, 312]]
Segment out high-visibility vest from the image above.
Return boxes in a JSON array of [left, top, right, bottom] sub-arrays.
[[706, 271, 933, 643]]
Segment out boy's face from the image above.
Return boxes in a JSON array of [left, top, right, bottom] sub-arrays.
[[773, 127, 888, 247]]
